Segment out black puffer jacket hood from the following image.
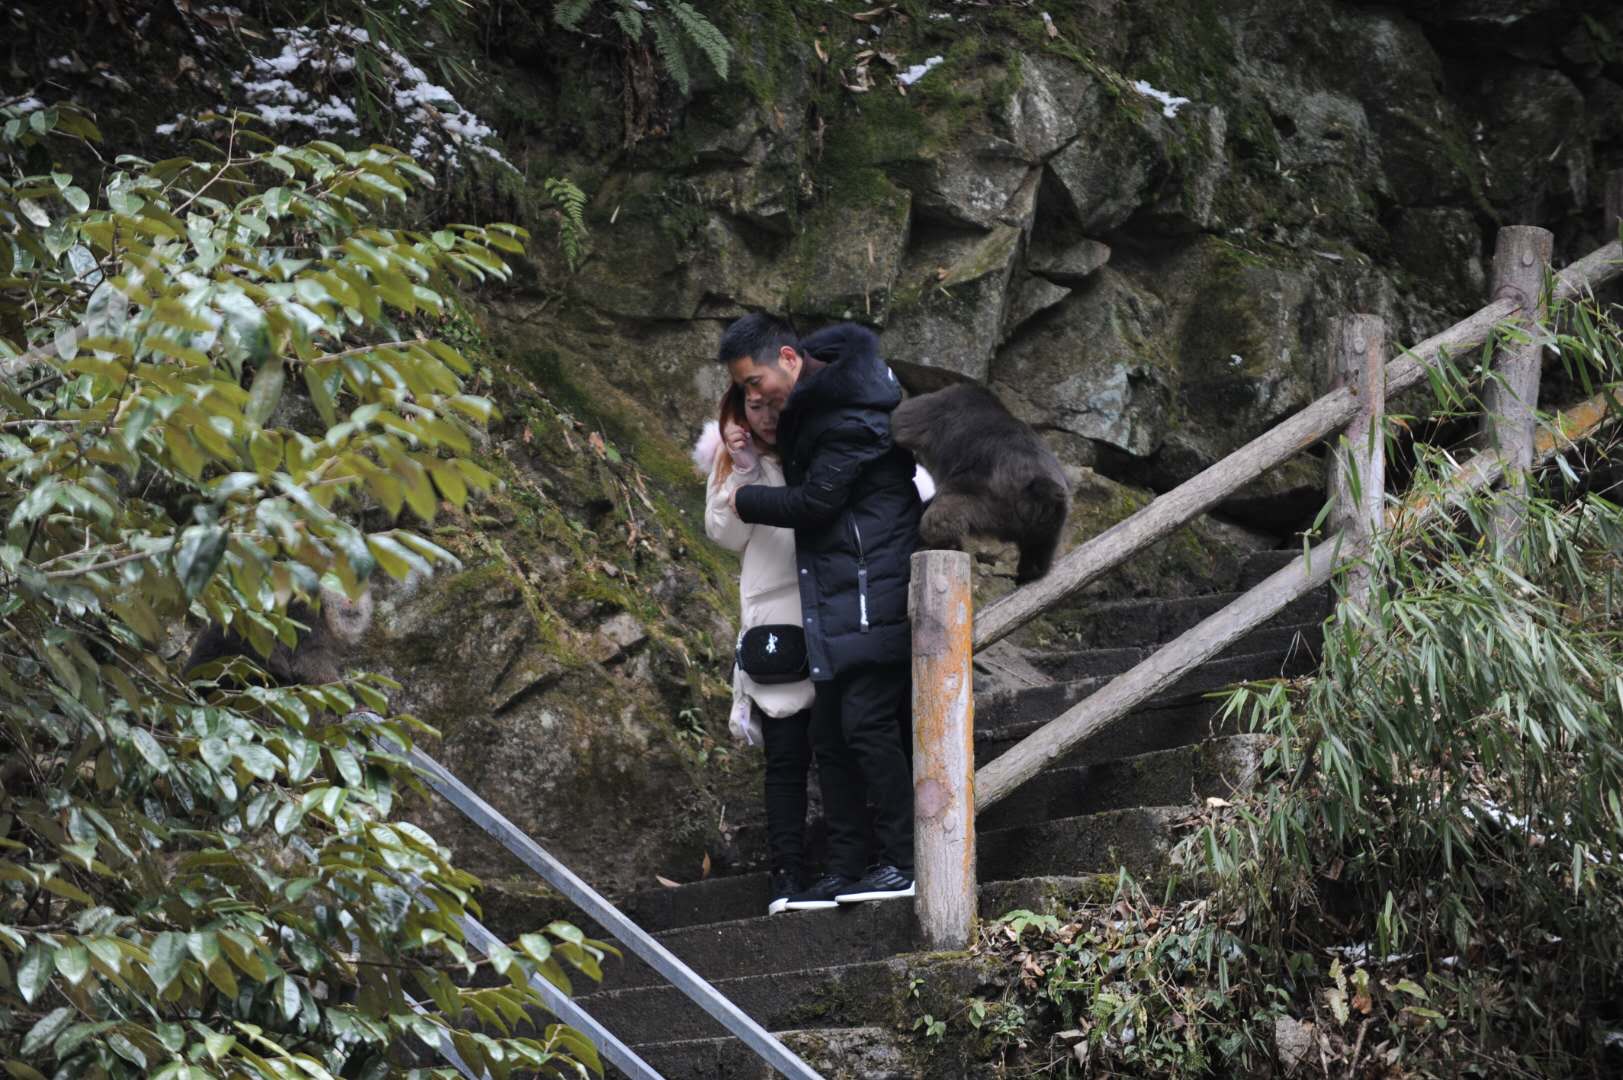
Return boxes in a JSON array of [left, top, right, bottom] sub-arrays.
[[734, 323, 922, 679]]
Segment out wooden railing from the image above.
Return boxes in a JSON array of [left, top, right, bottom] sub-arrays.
[[908, 174, 1623, 951]]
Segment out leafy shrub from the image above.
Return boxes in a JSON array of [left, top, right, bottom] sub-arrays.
[[0, 101, 609, 1078]]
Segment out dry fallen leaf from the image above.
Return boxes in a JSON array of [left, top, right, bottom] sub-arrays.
[[814, 38, 829, 64], [588, 431, 607, 458], [655, 874, 680, 888], [1205, 796, 1232, 809], [851, 5, 892, 22], [701, 851, 712, 879]]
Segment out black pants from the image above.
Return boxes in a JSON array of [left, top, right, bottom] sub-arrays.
[[760, 706, 813, 877], [812, 662, 913, 879]]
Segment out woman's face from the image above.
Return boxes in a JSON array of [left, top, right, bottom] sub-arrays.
[[744, 397, 780, 445]]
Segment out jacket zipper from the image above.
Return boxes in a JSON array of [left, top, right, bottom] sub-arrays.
[[850, 515, 870, 633]]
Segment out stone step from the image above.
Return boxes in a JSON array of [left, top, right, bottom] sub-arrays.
[[574, 954, 992, 1047], [600, 876, 1122, 991], [1046, 587, 1329, 651], [974, 647, 1315, 735], [973, 697, 1235, 769], [1239, 547, 1313, 588], [1018, 621, 1323, 683], [977, 805, 1185, 882], [976, 733, 1269, 833], [622, 1026, 919, 1080]]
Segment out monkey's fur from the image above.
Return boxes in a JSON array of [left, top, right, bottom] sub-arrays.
[[184, 588, 374, 686], [892, 383, 1072, 584]]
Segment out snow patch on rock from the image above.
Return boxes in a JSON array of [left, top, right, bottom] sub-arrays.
[[1132, 79, 1191, 119]]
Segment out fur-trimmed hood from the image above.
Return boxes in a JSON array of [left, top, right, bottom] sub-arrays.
[[692, 420, 723, 479]]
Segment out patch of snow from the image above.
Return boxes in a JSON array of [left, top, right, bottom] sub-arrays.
[[897, 55, 944, 87], [1229, 354, 1243, 366], [46, 55, 77, 71], [10, 97, 44, 115], [1605, 1031, 1623, 1049], [208, 21, 512, 169], [1132, 79, 1191, 119]]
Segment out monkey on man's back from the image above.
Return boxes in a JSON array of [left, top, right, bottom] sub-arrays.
[[892, 382, 1072, 584]]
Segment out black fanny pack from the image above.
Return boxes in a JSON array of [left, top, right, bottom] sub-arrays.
[[736, 624, 809, 684]]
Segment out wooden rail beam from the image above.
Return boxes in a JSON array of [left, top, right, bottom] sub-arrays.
[[975, 536, 1345, 812], [1328, 315, 1386, 612], [972, 234, 1623, 652], [1480, 226, 1553, 551], [910, 550, 977, 951], [974, 389, 1620, 816]]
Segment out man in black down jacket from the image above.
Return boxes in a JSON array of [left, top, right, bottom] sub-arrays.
[[721, 313, 923, 910]]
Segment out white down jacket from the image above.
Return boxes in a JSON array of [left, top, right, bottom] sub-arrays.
[[696, 423, 817, 725]]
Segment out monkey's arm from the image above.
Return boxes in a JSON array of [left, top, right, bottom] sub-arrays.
[[704, 458, 758, 552], [735, 419, 886, 528]]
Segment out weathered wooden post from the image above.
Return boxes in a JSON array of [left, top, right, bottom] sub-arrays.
[[1606, 169, 1623, 236], [1480, 225, 1554, 550], [1327, 315, 1386, 611], [909, 549, 975, 951]]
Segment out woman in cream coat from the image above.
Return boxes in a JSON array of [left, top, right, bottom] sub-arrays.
[[696, 388, 817, 915]]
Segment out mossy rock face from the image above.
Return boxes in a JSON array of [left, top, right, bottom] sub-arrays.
[[991, 266, 1174, 459], [887, 223, 1025, 387], [787, 178, 914, 324]]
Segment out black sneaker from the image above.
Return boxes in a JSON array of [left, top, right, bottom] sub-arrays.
[[782, 873, 854, 912], [767, 870, 800, 916], [834, 865, 915, 904]]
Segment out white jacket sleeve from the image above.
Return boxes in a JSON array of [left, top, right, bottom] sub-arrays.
[[704, 458, 760, 553]]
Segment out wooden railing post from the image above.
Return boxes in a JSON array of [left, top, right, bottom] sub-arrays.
[[1327, 315, 1386, 611], [910, 549, 975, 951], [1480, 225, 1554, 550]]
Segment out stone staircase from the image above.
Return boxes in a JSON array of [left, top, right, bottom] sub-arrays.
[[571, 552, 1326, 1078]]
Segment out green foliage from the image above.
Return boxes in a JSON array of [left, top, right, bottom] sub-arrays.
[[552, 0, 732, 95], [982, 888, 1266, 1076], [542, 178, 589, 271], [0, 101, 607, 1078]]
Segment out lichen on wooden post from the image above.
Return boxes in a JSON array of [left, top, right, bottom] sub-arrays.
[[1327, 315, 1386, 612], [909, 549, 976, 951], [1480, 225, 1554, 551]]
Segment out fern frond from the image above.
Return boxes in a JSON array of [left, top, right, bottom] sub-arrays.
[[611, 0, 645, 40], [650, 15, 693, 96], [664, 0, 731, 81], [554, 0, 594, 31], [544, 176, 590, 271]]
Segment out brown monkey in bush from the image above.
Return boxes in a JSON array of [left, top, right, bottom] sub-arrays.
[[183, 587, 374, 686], [891, 383, 1072, 584]]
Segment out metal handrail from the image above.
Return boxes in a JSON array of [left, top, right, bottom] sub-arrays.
[[387, 734, 825, 1080]]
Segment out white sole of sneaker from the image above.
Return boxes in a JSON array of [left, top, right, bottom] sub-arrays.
[[782, 899, 839, 911], [767, 897, 791, 915], [834, 884, 916, 903]]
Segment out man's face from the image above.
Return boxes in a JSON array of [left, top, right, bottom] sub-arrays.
[[726, 345, 801, 410]]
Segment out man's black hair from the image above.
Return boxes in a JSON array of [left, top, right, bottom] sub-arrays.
[[717, 312, 798, 367]]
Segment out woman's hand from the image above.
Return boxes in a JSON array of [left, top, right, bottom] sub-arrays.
[[723, 421, 758, 472]]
